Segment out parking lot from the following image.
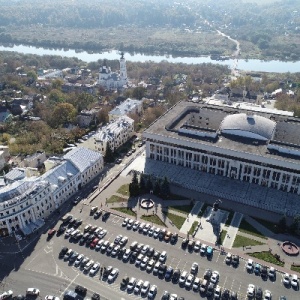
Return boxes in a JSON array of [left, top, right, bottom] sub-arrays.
[[3, 206, 295, 300]]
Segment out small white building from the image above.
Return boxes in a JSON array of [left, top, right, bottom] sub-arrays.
[[23, 152, 47, 168], [94, 116, 134, 155], [109, 98, 143, 121], [98, 52, 128, 90]]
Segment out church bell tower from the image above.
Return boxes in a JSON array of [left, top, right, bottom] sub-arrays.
[[119, 52, 128, 85]]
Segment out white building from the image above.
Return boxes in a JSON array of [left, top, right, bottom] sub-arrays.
[[98, 52, 128, 90], [143, 101, 300, 216], [0, 147, 103, 236], [94, 116, 134, 155], [109, 98, 143, 121]]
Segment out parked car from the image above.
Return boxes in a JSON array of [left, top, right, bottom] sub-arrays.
[[193, 277, 201, 292], [141, 281, 150, 297], [147, 285, 157, 299], [246, 259, 254, 272], [181, 238, 188, 249], [26, 289, 40, 296], [225, 252, 232, 264], [268, 266, 276, 279], [232, 255, 239, 266], [179, 271, 188, 286], [0, 290, 13, 300], [282, 273, 290, 286], [89, 263, 100, 276], [74, 286, 87, 296], [190, 262, 198, 275], [185, 274, 195, 289], [134, 279, 143, 295], [210, 270, 219, 284], [291, 274, 298, 288], [108, 268, 119, 282], [120, 276, 129, 290]]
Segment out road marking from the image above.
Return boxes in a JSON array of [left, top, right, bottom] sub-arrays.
[[215, 251, 221, 263], [60, 272, 79, 298]]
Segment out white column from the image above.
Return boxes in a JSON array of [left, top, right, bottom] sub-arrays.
[[278, 173, 283, 190]]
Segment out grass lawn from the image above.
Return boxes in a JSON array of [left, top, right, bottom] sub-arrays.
[[141, 214, 166, 227], [233, 235, 265, 248], [169, 205, 193, 215], [107, 195, 128, 203], [219, 229, 227, 245], [188, 221, 199, 235], [248, 251, 284, 267], [112, 207, 136, 217], [253, 217, 277, 234], [239, 219, 267, 239], [291, 265, 300, 274], [116, 184, 129, 196], [164, 212, 186, 229]]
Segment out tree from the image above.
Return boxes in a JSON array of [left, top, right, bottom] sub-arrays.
[[50, 103, 77, 128], [132, 86, 146, 100], [278, 216, 287, 233], [146, 176, 153, 192], [153, 180, 161, 195], [129, 171, 139, 197], [289, 215, 300, 234], [104, 144, 114, 163], [27, 70, 37, 81], [139, 173, 146, 192], [161, 176, 170, 197]]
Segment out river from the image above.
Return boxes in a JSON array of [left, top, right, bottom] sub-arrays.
[[0, 44, 299, 73]]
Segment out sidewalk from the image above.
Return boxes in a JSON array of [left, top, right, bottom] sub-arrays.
[[222, 212, 243, 248]]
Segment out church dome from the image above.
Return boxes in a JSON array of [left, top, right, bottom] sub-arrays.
[[220, 113, 276, 141]]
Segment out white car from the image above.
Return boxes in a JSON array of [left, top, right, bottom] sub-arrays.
[[179, 271, 188, 286], [0, 290, 13, 300], [246, 259, 254, 271], [268, 266, 276, 278], [95, 239, 104, 251], [134, 279, 143, 294], [133, 221, 140, 231], [159, 250, 167, 262], [153, 261, 161, 274], [225, 252, 232, 264], [247, 284, 255, 298], [194, 240, 201, 252], [89, 262, 100, 276], [123, 249, 131, 261], [45, 296, 59, 300], [291, 274, 298, 288], [26, 288, 40, 296], [185, 274, 195, 289], [98, 229, 107, 239], [143, 223, 151, 234], [135, 254, 144, 267], [153, 227, 160, 238], [140, 281, 150, 296], [146, 259, 155, 272], [141, 244, 149, 254], [210, 270, 219, 284], [140, 256, 149, 269], [282, 273, 291, 286], [111, 245, 120, 256], [122, 218, 129, 227], [147, 285, 157, 299], [127, 219, 134, 229], [214, 285, 221, 299], [200, 244, 207, 254], [263, 290, 272, 300], [170, 294, 178, 300], [64, 227, 74, 238], [148, 226, 156, 236], [108, 268, 119, 282], [74, 254, 84, 267]]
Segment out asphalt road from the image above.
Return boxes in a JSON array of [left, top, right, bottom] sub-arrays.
[[2, 206, 298, 300]]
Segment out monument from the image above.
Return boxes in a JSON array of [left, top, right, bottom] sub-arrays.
[[207, 199, 224, 225]]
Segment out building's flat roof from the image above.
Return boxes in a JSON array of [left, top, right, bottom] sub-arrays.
[[144, 101, 300, 166]]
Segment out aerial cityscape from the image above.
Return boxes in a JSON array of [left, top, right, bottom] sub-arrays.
[[0, 1, 300, 300]]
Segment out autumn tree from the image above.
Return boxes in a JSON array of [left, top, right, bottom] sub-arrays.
[[50, 103, 77, 128]]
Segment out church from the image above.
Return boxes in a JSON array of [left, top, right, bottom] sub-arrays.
[[98, 52, 128, 90]]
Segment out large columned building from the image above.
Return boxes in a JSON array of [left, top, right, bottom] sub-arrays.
[[143, 101, 300, 199]]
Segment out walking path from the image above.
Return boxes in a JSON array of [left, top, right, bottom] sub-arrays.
[[180, 202, 203, 235], [222, 212, 243, 248]]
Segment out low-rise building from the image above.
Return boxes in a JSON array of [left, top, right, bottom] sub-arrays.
[[0, 147, 103, 236], [94, 116, 134, 155], [109, 98, 143, 120]]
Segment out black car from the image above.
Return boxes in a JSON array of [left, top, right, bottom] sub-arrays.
[[181, 238, 188, 249], [72, 197, 80, 205], [207, 283, 215, 297], [103, 266, 113, 279], [204, 269, 212, 280], [161, 291, 170, 300], [158, 264, 167, 277], [85, 234, 95, 245], [75, 285, 87, 296], [94, 210, 102, 219], [261, 266, 268, 278], [59, 247, 68, 259], [232, 255, 239, 266], [172, 269, 181, 283], [165, 266, 173, 281], [147, 247, 155, 257], [130, 252, 138, 263], [75, 232, 83, 241], [57, 226, 67, 236], [120, 276, 129, 290], [170, 233, 178, 244], [102, 211, 110, 221], [74, 219, 83, 228], [255, 287, 263, 300], [118, 248, 126, 259], [63, 215, 73, 224], [231, 291, 238, 300], [91, 293, 100, 300], [221, 289, 230, 300]]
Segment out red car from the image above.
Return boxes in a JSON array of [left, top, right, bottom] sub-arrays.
[[90, 238, 99, 248]]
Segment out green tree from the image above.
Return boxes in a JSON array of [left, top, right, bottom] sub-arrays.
[[139, 173, 146, 192], [50, 103, 77, 127], [104, 144, 114, 163], [161, 176, 170, 197], [132, 86, 146, 100], [278, 216, 287, 233], [27, 70, 37, 81], [153, 180, 161, 195], [129, 171, 139, 197]]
